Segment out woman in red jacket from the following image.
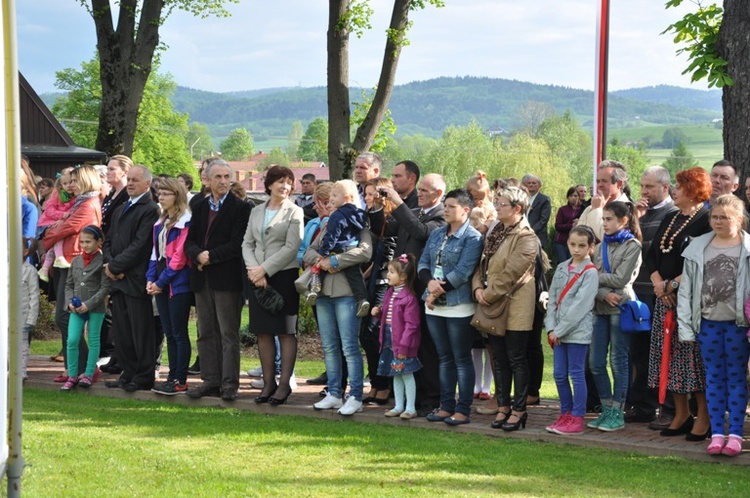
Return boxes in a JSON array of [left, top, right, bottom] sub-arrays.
[[42, 165, 102, 382]]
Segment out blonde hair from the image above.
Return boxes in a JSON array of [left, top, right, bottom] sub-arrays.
[[71, 165, 102, 194], [713, 194, 748, 231], [466, 170, 491, 197], [109, 154, 133, 173], [314, 182, 333, 201], [158, 177, 189, 231], [332, 179, 359, 203], [365, 177, 397, 216]]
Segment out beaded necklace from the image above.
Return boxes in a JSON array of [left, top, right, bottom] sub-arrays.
[[659, 207, 700, 253]]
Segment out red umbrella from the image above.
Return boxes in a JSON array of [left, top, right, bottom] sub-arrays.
[[659, 309, 676, 405]]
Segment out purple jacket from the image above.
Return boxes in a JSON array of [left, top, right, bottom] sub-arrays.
[[378, 286, 421, 357], [554, 203, 582, 245]]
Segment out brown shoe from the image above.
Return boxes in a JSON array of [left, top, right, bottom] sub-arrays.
[[648, 412, 674, 431]]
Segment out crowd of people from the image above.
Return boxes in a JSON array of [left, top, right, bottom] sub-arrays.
[[16, 152, 750, 457]]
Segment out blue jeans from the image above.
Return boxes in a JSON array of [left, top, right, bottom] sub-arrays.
[[425, 314, 475, 417], [590, 314, 630, 406], [315, 296, 363, 400], [155, 291, 193, 384], [553, 343, 589, 416]]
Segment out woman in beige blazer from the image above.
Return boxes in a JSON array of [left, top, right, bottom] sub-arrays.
[[472, 186, 538, 431], [243, 165, 304, 405]]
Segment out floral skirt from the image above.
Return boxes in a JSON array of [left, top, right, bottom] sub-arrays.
[[647, 298, 706, 393]]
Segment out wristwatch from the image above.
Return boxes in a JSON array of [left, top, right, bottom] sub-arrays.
[[670, 280, 679, 290]]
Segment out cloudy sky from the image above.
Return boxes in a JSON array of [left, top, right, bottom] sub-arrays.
[[18, 0, 704, 94]]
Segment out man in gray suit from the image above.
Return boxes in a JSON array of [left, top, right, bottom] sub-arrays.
[[523, 173, 551, 248]]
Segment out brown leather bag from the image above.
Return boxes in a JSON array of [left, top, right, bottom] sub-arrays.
[[471, 295, 512, 336]]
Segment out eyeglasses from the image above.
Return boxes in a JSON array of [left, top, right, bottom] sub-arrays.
[[158, 191, 176, 197]]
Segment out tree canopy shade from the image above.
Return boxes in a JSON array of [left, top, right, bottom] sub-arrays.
[[220, 128, 255, 161], [326, 0, 444, 180], [52, 56, 193, 176], [82, 0, 236, 156]]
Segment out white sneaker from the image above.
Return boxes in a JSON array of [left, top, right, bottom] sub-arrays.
[[337, 397, 363, 416], [250, 378, 265, 389], [314, 394, 343, 410], [289, 373, 298, 390], [247, 366, 263, 377]]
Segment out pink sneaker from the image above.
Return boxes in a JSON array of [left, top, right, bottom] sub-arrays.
[[60, 377, 78, 391], [721, 435, 743, 457], [554, 415, 585, 435], [706, 435, 725, 455], [546, 413, 570, 433]]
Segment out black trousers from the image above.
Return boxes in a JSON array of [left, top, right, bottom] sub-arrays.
[[489, 330, 530, 411], [111, 291, 156, 387], [415, 308, 441, 409], [359, 283, 389, 391], [526, 309, 545, 398]]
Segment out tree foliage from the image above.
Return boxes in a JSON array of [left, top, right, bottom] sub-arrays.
[[186, 122, 215, 160], [220, 128, 255, 161], [51, 55, 192, 176], [663, 1, 730, 88], [258, 147, 292, 169], [662, 140, 698, 177], [661, 126, 688, 148], [297, 118, 329, 162], [286, 120, 304, 159]]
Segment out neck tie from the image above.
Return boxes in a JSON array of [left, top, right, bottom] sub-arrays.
[[121, 199, 133, 217]]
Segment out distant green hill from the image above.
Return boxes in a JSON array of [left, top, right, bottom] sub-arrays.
[[168, 77, 721, 140], [611, 85, 721, 113], [41, 77, 723, 143]]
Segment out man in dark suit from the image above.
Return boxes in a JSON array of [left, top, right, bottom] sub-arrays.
[[185, 159, 251, 401], [369, 173, 447, 416], [523, 174, 551, 248], [103, 165, 160, 392]]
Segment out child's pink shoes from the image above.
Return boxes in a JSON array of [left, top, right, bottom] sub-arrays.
[[721, 435, 743, 457], [706, 435, 725, 455]]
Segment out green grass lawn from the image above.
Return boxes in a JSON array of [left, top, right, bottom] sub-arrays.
[[17, 389, 749, 497]]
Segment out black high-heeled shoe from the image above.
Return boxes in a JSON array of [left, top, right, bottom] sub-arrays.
[[490, 410, 511, 429], [660, 416, 693, 437], [501, 412, 528, 432], [269, 388, 291, 406], [254, 385, 278, 404]]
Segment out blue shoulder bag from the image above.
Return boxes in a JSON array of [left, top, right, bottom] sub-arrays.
[[602, 240, 651, 333]]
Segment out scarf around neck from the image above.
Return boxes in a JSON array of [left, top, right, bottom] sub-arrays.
[[483, 220, 521, 258]]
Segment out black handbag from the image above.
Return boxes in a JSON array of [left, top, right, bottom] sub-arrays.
[[253, 284, 285, 315]]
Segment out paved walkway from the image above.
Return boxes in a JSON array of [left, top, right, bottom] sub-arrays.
[[26, 356, 749, 466]]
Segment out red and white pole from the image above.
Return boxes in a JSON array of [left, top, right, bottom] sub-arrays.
[[593, 0, 610, 196]]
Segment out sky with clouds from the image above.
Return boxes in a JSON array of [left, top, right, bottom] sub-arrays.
[[17, 0, 705, 94]]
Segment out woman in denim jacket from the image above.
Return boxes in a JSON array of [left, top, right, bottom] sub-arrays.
[[417, 189, 483, 425]]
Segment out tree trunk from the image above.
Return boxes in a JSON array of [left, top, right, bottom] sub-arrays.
[[327, 0, 352, 180], [91, 0, 164, 157], [351, 0, 411, 153], [327, 0, 414, 180], [717, 2, 750, 185]]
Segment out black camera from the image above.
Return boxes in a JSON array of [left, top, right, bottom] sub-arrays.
[[378, 188, 388, 197]]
